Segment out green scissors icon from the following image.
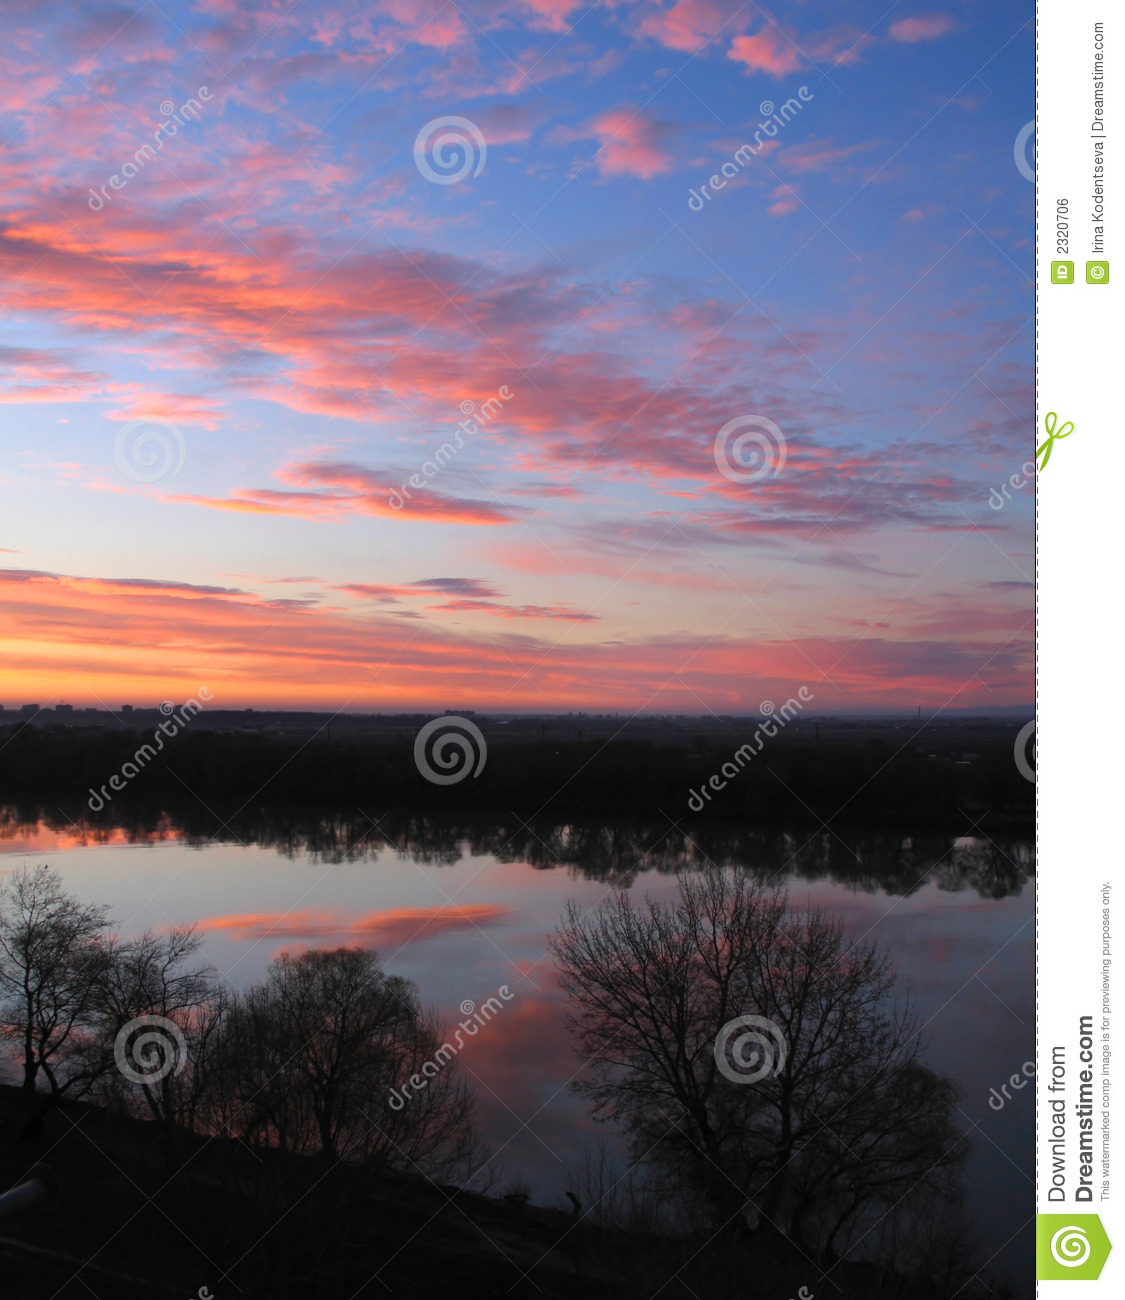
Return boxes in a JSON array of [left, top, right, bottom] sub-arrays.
[[1036, 412, 1074, 470]]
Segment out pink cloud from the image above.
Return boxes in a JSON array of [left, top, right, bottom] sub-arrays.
[[519, 0, 582, 32], [476, 102, 542, 145], [888, 13, 957, 44], [0, 564, 1033, 712], [335, 578, 599, 622], [804, 25, 877, 67], [727, 30, 803, 77], [768, 184, 800, 216], [103, 390, 225, 431], [170, 461, 516, 527], [584, 107, 677, 179], [203, 904, 515, 949], [424, 597, 599, 622], [639, 0, 745, 54], [777, 138, 880, 174], [0, 346, 105, 404]]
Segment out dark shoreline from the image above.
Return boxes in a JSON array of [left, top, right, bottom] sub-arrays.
[[1, 718, 1033, 836], [0, 1085, 1014, 1300]]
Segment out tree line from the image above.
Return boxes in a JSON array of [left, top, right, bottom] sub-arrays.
[[0, 864, 477, 1180], [0, 722, 1034, 832]]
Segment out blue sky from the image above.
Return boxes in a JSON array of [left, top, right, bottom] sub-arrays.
[[0, 0, 1034, 711]]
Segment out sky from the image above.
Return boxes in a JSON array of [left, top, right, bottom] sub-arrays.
[[0, 0, 1034, 714]]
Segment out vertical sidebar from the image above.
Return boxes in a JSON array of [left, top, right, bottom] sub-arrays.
[[1038, 5, 1120, 1290]]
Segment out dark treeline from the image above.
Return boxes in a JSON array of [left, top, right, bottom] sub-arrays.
[[0, 723, 1032, 833], [1, 802, 1034, 899]]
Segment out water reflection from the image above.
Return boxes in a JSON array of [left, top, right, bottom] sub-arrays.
[[0, 803, 1033, 898], [0, 800, 1033, 1295]]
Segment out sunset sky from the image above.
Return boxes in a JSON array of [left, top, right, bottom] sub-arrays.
[[0, 0, 1034, 713]]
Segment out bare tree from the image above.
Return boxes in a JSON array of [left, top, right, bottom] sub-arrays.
[[92, 925, 227, 1153], [550, 868, 965, 1261], [219, 947, 478, 1181], [0, 863, 111, 1097]]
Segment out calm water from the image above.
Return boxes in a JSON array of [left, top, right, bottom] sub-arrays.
[[1, 816, 1034, 1293]]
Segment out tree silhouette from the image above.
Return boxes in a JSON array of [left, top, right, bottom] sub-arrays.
[[93, 925, 227, 1155], [0, 864, 110, 1098], [551, 868, 966, 1262], [217, 947, 478, 1180]]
